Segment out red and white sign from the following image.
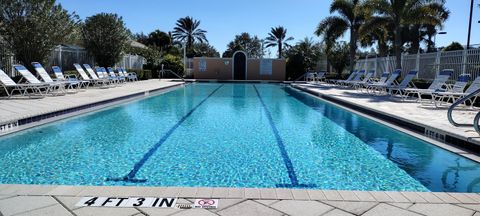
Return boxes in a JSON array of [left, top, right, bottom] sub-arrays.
[[194, 199, 219, 209]]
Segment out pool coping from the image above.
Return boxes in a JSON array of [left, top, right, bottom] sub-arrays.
[[0, 184, 479, 204], [291, 84, 480, 159], [0, 82, 185, 137]]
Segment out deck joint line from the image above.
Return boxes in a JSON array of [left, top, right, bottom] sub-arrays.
[[106, 84, 224, 182]]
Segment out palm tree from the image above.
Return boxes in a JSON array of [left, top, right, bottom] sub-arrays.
[[363, 0, 449, 69], [265, 26, 294, 59], [315, 0, 367, 72], [359, 23, 391, 56], [172, 16, 208, 51], [292, 37, 324, 70]]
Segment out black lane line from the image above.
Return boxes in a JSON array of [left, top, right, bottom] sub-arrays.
[[253, 85, 316, 188], [107, 84, 224, 182]]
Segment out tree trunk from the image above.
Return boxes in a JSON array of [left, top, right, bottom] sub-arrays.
[[411, 25, 421, 54], [394, 25, 402, 69], [426, 35, 434, 52], [349, 28, 357, 72], [278, 41, 282, 59], [378, 39, 388, 57]]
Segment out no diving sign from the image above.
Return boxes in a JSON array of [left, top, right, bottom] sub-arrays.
[[194, 199, 219, 209], [75, 197, 219, 209]]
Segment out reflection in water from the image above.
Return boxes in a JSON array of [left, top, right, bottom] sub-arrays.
[[441, 159, 460, 191], [232, 84, 247, 110], [283, 86, 480, 192]]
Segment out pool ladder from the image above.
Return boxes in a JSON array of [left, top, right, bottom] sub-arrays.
[[447, 88, 480, 134]]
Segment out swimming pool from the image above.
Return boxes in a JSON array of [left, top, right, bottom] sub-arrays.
[[0, 83, 479, 192]]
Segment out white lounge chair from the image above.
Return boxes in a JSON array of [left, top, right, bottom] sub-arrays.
[[305, 72, 316, 82], [403, 69, 453, 103], [95, 67, 117, 86], [357, 71, 388, 92], [328, 70, 357, 84], [341, 70, 365, 86], [14, 65, 65, 96], [434, 75, 480, 108], [387, 70, 419, 100], [32, 62, 78, 94], [107, 67, 126, 83], [121, 68, 138, 81], [315, 71, 326, 83], [352, 70, 375, 89], [0, 69, 48, 98], [52, 66, 89, 90], [117, 69, 130, 82], [366, 69, 402, 95], [77, 64, 109, 88], [74, 63, 99, 86]]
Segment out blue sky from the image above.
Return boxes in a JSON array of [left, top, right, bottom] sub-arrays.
[[58, 0, 479, 56]]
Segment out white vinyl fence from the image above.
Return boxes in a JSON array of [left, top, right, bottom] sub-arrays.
[[0, 45, 145, 76], [355, 48, 480, 81]]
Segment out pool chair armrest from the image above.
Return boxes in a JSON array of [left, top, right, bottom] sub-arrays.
[[434, 92, 465, 96], [441, 83, 455, 92], [16, 83, 50, 87]]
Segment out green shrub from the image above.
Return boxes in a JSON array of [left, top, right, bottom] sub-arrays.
[[161, 54, 184, 76], [443, 42, 464, 52], [412, 79, 432, 89], [0, 0, 79, 70], [326, 42, 350, 77], [82, 13, 129, 67], [63, 70, 79, 78]]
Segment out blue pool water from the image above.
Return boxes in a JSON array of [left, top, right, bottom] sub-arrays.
[[0, 83, 479, 192]]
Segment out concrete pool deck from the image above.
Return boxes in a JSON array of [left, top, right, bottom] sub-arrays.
[[0, 184, 480, 216], [0, 81, 480, 215]]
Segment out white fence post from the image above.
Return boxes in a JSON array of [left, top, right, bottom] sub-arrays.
[[58, 46, 62, 66], [364, 55, 368, 71], [386, 54, 390, 73], [462, 49, 468, 75], [435, 51, 441, 76], [9, 55, 14, 77], [415, 52, 420, 71]]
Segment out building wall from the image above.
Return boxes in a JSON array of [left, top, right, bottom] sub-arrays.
[[192, 57, 286, 81]]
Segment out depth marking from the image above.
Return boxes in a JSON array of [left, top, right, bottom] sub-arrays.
[[253, 85, 316, 188], [107, 84, 224, 182]]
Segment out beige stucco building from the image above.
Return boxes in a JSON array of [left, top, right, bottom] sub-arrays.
[[190, 51, 286, 81]]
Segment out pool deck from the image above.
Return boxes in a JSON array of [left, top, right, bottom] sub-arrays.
[[1, 184, 480, 216], [1, 81, 480, 215], [292, 83, 480, 152], [0, 80, 184, 136]]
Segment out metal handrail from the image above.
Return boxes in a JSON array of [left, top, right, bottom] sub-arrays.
[[474, 111, 480, 134], [160, 69, 184, 81], [447, 88, 480, 126], [293, 72, 309, 82]]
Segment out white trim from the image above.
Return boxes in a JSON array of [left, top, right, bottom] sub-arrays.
[[232, 51, 248, 80]]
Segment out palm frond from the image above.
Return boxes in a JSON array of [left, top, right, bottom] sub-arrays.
[[330, 0, 355, 21], [315, 16, 349, 40]]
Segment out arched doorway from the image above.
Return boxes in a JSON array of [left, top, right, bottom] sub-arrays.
[[232, 51, 247, 80]]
